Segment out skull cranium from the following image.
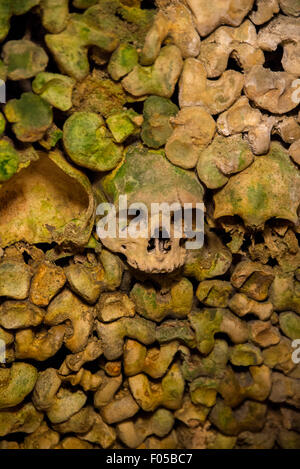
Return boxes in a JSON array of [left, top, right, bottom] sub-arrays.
[[95, 145, 204, 273]]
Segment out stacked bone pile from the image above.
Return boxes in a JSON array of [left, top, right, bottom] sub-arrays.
[[0, 0, 300, 450]]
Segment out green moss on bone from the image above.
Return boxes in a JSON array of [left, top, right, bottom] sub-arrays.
[[181, 340, 229, 382], [214, 142, 300, 227], [189, 309, 223, 355], [63, 111, 123, 171], [130, 278, 193, 322], [141, 96, 178, 149], [2, 40, 48, 81], [165, 106, 216, 169], [229, 343, 263, 366], [45, 14, 119, 81], [0, 402, 43, 437], [0, 114, 5, 136], [4, 92, 53, 142], [32, 72, 75, 111], [106, 111, 138, 143], [46, 0, 154, 81], [197, 134, 254, 189], [0, 363, 38, 409], [269, 273, 300, 314], [117, 408, 174, 449], [0, 301, 45, 329], [83, 0, 155, 48], [196, 280, 233, 307], [0, 0, 12, 42], [40, 0, 69, 33], [108, 43, 139, 81], [189, 308, 249, 355], [184, 230, 232, 281], [101, 144, 204, 209], [0, 59, 7, 81], [0, 150, 95, 247], [279, 312, 300, 341], [128, 363, 184, 412], [72, 70, 127, 118], [122, 45, 183, 98], [156, 320, 196, 348], [0, 260, 31, 299], [0, 0, 40, 42], [124, 340, 180, 379], [210, 399, 267, 436], [190, 377, 219, 407], [39, 124, 63, 150], [0, 139, 19, 182], [96, 316, 156, 360]]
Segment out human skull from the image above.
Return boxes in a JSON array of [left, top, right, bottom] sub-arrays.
[[214, 142, 300, 229], [96, 145, 204, 273]]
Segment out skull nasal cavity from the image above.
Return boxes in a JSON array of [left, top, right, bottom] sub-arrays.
[[147, 228, 171, 253]]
